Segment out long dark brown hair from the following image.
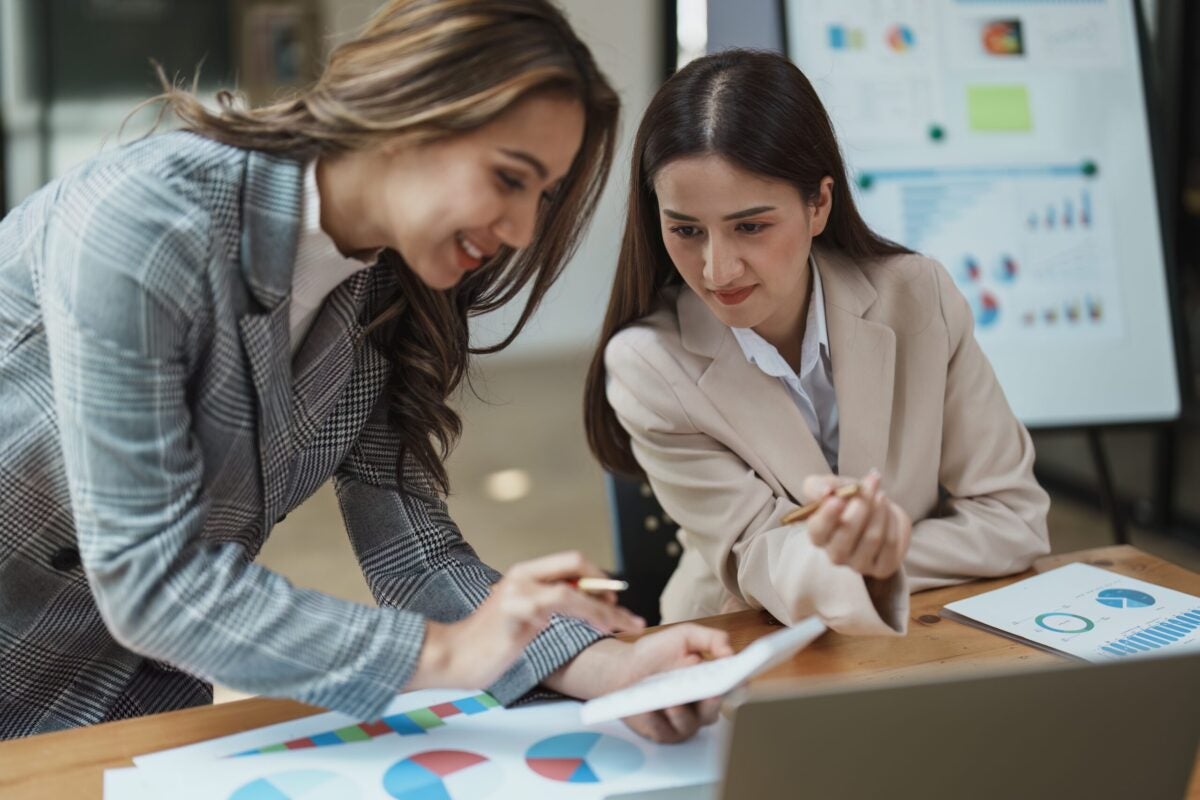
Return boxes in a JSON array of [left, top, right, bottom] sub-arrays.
[[149, 0, 619, 494], [584, 49, 908, 476]]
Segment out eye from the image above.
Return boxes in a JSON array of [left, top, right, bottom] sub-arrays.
[[496, 170, 525, 193], [736, 222, 768, 234], [668, 225, 701, 239]]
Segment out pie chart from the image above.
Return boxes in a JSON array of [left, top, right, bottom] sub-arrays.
[[382, 750, 500, 799], [1097, 588, 1156, 609], [526, 732, 644, 784], [229, 769, 358, 800]]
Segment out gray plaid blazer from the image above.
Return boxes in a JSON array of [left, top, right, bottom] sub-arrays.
[[0, 132, 601, 739]]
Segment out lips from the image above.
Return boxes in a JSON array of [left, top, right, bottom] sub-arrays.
[[455, 232, 494, 271], [712, 286, 756, 306]]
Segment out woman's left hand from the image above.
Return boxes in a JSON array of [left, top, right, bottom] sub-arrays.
[[544, 623, 734, 743]]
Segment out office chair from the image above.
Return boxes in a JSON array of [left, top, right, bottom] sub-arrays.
[[604, 472, 683, 626]]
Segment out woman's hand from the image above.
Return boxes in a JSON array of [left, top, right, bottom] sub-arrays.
[[801, 470, 913, 579], [544, 624, 735, 744], [408, 551, 645, 692]]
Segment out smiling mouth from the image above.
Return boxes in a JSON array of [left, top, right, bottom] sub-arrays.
[[455, 232, 492, 271], [712, 286, 756, 306]]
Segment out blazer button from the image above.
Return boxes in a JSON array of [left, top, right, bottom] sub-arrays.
[[50, 547, 82, 571]]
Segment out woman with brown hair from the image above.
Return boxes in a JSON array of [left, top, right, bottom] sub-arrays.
[[0, 0, 729, 741], [585, 49, 1050, 633]]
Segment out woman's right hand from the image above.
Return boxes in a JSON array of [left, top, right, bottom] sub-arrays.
[[407, 551, 645, 691], [801, 470, 913, 580]]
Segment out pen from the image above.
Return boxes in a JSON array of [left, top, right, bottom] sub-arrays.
[[571, 578, 630, 593], [781, 483, 861, 525]]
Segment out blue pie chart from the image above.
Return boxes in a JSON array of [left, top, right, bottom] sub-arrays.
[[1097, 588, 1155, 609], [230, 770, 358, 800]]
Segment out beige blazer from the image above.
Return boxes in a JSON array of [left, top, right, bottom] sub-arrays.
[[605, 244, 1051, 635]]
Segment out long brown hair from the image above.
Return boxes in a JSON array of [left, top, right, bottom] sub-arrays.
[[150, 0, 619, 494], [584, 49, 908, 476]]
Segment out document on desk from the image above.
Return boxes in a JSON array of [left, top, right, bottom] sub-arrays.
[[943, 562, 1200, 661], [580, 616, 827, 725], [119, 690, 727, 800]]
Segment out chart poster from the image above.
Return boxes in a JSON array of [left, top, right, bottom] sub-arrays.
[[784, 0, 1178, 425]]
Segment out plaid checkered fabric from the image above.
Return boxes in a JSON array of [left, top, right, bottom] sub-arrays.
[[0, 132, 601, 740]]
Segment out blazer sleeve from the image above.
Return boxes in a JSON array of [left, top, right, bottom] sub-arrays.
[[903, 264, 1052, 592], [41, 171, 429, 721], [605, 333, 906, 636], [334, 393, 604, 706]]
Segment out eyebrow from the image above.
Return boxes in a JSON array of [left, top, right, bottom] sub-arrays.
[[499, 148, 548, 180], [662, 205, 777, 222]]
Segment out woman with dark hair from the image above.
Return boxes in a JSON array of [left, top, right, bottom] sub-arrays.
[[0, 0, 731, 741], [584, 50, 1050, 632]]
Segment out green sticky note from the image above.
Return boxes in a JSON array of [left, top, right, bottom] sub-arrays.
[[476, 693, 500, 708], [967, 85, 1032, 132], [406, 708, 445, 730]]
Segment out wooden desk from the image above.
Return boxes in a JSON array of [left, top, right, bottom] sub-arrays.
[[2, 545, 1197, 799]]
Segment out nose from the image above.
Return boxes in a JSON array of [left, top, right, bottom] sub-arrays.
[[492, 196, 539, 250], [703, 236, 744, 287]]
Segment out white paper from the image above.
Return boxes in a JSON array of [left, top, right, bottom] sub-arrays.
[[131, 698, 727, 800], [580, 617, 827, 724], [943, 563, 1200, 661], [103, 767, 157, 800]]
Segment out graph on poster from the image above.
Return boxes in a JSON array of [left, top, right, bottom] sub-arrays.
[[854, 161, 1122, 341], [784, 0, 1178, 426]]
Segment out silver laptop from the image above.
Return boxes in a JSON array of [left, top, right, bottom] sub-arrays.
[[610, 650, 1200, 800]]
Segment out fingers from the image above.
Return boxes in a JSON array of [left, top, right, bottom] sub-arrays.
[[507, 550, 608, 583], [847, 490, 891, 575], [822, 471, 881, 566], [670, 623, 734, 659], [511, 582, 644, 634], [870, 502, 912, 578], [801, 474, 841, 503], [804, 492, 847, 547], [662, 703, 699, 739], [695, 696, 723, 726]]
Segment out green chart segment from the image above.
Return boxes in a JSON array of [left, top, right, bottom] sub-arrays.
[[230, 694, 500, 757]]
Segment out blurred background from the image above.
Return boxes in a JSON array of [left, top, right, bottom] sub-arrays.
[[2, 0, 1200, 701]]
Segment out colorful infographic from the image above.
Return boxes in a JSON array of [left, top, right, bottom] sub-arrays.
[[944, 563, 1200, 663], [382, 751, 501, 799], [231, 694, 500, 757], [853, 162, 1124, 342], [785, 0, 1179, 427], [125, 692, 725, 800], [524, 732, 645, 784]]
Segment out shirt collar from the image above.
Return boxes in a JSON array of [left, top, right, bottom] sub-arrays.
[[730, 253, 830, 379]]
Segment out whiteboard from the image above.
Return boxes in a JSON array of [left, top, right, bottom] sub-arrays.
[[783, 0, 1178, 427]]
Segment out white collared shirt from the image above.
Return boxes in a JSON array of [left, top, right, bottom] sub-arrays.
[[730, 255, 840, 472], [288, 161, 377, 356]]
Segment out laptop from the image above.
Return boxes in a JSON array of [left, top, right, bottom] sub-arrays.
[[609, 650, 1200, 800]]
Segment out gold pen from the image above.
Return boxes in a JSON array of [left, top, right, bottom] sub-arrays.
[[781, 483, 861, 525]]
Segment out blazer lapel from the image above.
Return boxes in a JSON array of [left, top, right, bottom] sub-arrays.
[[288, 269, 372, 458], [817, 245, 896, 481], [678, 288, 831, 505], [238, 150, 304, 530]]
